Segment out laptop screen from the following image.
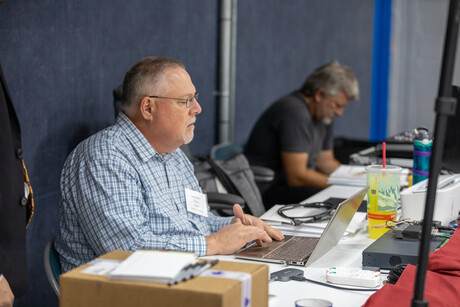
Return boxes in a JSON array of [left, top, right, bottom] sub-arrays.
[[305, 186, 369, 266]]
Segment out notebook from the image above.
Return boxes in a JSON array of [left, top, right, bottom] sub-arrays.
[[108, 250, 197, 283], [235, 186, 369, 267]]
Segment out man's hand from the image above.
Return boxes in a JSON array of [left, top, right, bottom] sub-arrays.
[[0, 276, 14, 307], [205, 218, 272, 255], [232, 204, 284, 245]]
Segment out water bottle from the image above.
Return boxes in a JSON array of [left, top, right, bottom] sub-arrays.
[[413, 128, 433, 184]]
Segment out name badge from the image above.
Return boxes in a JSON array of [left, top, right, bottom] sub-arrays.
[[185, 188, 208, 217]]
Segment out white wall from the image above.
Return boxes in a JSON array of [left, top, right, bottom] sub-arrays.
[[389, 0, 460, 136]]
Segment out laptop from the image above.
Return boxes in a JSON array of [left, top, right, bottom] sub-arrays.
[[235, 186, 369, 267]]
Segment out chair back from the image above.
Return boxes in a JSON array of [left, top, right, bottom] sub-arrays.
[[113, 84, 123, 118], [43, 239, 61, 297]]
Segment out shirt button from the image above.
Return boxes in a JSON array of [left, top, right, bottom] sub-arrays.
[[20, 197, 28, 206], [16, 147, 23, 159]]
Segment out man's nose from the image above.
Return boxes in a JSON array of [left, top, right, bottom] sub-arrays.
[[335, 107, 345, 117], [190, 97, 202, 115]]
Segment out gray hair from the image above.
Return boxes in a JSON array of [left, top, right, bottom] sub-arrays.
[[300, 61, 359, 101], [121, 56, 185, 111]]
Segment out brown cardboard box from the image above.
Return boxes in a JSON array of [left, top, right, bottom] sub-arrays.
[[60, 250, 268, 307]]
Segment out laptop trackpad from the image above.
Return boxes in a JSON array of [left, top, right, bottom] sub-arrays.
[[237, 235, 320, 263], [264, 236, 320, 261], [237, 237, 290, 258]]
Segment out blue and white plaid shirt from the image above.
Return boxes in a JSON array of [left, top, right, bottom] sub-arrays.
[[55, 112, 232, 272]]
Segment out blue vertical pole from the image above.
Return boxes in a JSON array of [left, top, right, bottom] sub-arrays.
[[370, 0, 392, 141]]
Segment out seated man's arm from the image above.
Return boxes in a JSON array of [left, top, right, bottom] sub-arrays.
[[281, 151, 329, 188], [315, 149, 341, 175], [66, 157, 209, 257]]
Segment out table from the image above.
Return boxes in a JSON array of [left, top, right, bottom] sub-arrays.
[[207, 185, 379, 307]]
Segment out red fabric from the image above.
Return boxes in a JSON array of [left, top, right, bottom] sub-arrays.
[[363, 228, 460, 307]]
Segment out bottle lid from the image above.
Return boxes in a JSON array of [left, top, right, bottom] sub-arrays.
[[414, 127, 432, 142]]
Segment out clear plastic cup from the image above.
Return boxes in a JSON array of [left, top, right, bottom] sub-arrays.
[[366, 164, 402, 239]]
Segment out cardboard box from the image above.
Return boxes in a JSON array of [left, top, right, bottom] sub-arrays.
[[60, 250, 268, 307]]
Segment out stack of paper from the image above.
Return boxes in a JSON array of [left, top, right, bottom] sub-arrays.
[[327, 165, 367, 186], [108, 250, 197, 283], [327, 165, 409, 187]]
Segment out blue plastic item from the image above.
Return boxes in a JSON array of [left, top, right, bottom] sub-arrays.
[[413, 128, 433, 184]]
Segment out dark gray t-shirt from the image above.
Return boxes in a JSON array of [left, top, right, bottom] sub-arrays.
[[244, 90, 334, 184]]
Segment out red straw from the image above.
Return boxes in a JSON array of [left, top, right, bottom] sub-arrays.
[[382, 141, 386, 168]]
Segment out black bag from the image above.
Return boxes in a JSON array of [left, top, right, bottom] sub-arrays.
[[193, 154, 265, 217]]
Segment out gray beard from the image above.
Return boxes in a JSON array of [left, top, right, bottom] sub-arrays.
[[183, 130, 194, 144]]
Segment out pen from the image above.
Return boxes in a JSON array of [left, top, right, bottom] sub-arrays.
[[192, 259, 219, 278], [168, 259, 220, 286], [168, 262, 197, 286]]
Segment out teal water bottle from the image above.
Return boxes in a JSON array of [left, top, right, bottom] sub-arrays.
[[413, 128, 433, 184]]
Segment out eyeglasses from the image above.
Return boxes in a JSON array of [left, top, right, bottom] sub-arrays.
[[149, 92, 199, 108], [330, 99, 347, 110], [323, 95, 347, 110]]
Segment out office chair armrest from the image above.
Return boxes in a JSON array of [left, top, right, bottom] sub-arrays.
[[251, 166, 275, 183], [206, 192, 246, 210]]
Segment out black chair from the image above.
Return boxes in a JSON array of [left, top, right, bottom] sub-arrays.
[[209, 142, 276, 216], [210, 142, 275, 183], [112, 84, 123, 120], [43, 238, 61, 297]]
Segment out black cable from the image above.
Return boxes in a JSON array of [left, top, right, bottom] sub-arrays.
[[290, 275, 380, 292], [386, 264, 407, 285], [277, 202, 335, 225]]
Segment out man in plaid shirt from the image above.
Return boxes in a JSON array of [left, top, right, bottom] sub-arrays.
[[55, 56, 283, 272]]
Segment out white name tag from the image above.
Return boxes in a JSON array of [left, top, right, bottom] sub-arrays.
[[185, 188, 208, 217]]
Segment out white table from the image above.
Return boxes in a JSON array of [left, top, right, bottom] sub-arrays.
[[267, 229, 376, 307], [207, 185, 379, 307]]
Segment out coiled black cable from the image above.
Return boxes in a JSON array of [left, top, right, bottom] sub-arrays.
[[386, 264, 407, 285]]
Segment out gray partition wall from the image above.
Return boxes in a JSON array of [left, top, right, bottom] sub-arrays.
[[0, 1, 374, 306], [389, 0, 460, 137], [235, 0, 374, 145]]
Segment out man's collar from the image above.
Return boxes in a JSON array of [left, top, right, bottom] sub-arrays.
[[299, 91, 315, 116], [116, 112, 159, 162]]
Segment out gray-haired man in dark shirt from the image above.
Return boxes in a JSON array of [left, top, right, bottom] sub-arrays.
[[245, 61, 360, 208]]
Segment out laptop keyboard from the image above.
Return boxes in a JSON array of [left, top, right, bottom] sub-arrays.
[[264, 236, 320, 261]]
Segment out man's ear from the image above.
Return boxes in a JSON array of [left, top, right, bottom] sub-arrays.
[[313, 88, 325, 103], [139, 97, 154, 120]]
